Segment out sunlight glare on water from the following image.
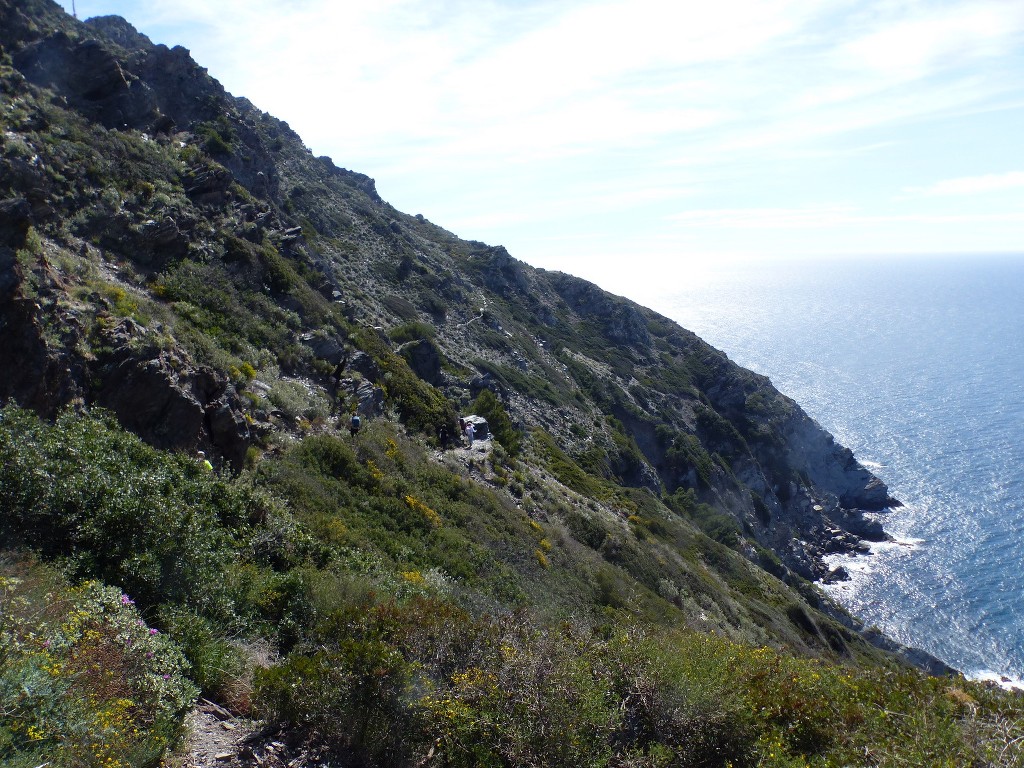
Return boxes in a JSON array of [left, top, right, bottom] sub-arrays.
[[638, 253, 1024, 682]]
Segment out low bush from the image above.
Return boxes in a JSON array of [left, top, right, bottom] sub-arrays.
[[388, 320, 435, 344], [469, 388, 521, 456], [0, 557, 197, 768], [268, 378, 331, 421], [156, 605, 250, 708]]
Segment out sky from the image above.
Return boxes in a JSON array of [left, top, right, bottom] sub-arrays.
[[55, 0, 1024, 296]]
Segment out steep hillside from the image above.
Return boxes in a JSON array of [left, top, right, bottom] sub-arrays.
[[4, 2, 1022, 767], [2, 0, 888, 582]]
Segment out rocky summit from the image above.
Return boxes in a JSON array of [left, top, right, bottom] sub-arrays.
[[8, 2, 1011, 767]]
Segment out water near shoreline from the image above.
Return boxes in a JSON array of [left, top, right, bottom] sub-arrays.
[[644, 254, 1024, 683]]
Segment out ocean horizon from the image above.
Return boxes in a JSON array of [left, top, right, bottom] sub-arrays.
[[642, 253, 1024, 684]]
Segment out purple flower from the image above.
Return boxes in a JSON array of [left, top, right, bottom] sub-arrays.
[[149, 628, 159, 635], [146, 652, 154, 659], [162, 674, 171, 680], [120, 594, 134, 605]]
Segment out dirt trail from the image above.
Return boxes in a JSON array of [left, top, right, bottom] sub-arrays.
[[168, 700, 252, 767], [168, 701, 319, 768]]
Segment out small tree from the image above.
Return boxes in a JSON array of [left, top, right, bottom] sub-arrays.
[[470, 389, 521, 456]]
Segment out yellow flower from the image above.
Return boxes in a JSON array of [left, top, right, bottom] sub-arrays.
[[405, 495, 441, 528]]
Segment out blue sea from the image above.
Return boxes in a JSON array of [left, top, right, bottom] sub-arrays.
[[646, 253, 1024, 685]]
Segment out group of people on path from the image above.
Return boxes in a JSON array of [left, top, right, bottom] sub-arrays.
[[437, 419, 484, 449]]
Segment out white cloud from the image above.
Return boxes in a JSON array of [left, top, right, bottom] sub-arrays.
[[671, 206, 860, 229], [670, 207, 1024, 228], [837, 1, 1024, 80], [909, 172, 1024, 197]]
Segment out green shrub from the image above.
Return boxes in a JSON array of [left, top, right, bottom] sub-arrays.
[[422, 623, 620, 768], [664, 432, 716, 489], [156, 605, 249, 709], [0, 405, 288, 619], [388, 320, 435, 344], [256, 639, 415, 764], [268, 378, 330, 421], [533, 429, 599, 495], [692, 506, 742, 548], [469, 389, 521, 456], [354, 327, 457, 436], [196, 117, 235, 157]]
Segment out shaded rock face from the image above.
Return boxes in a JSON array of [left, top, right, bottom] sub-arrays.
[[0, 197, 74, 415], [134, 44, 223, 130], [95, 349, 205, 451], [0, 198, 32, 289], [476, 246, 530, 297], [13, 32, 161, 130], [469, 372, 506, 399], [340, 378, 384, 419], [347, 351, 380, 381], [83, 14, 155, 51], [547, 272, 652, 347], [183, 163, 234, 207], [206, 399, 250, 470], [782, 412, 896, 510], [318, 157, 382, 203], [300, 332, 347, 366], [0, 295, 67, 416], [91, 321, 250, 467], [86, 213, 191, 270], [8, 13, 235, 141]]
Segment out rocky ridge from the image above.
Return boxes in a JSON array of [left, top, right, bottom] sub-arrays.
[[0, 0, 941, 671]]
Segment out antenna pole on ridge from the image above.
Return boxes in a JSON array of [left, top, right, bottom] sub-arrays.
[[72, 1, 77, 18]]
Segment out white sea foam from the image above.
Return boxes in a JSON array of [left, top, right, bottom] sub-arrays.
[[969, 670, 1024, 691], [821, 534, 925, 605]]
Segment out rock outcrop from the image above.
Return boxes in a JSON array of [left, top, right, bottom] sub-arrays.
[[91, 320, 251, 467]]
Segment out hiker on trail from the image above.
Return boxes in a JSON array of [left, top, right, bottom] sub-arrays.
[[349, 412, 361, 438], [197, 450, 213, 472], [439, 424, 449, 447], [464, 421, 475, 447]]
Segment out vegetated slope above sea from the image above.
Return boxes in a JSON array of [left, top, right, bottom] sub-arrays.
[[650, 253, 1024, 685], [0, 0, 895, 605], [4, 1, 1024, 765]]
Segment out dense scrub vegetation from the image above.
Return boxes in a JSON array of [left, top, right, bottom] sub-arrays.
[[2, 3, 1024, 764], [0, 560, 196, 768], [3, 404, 1024, 767]]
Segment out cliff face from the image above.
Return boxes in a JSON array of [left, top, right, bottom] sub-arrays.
[[0, 0, 893, 598]]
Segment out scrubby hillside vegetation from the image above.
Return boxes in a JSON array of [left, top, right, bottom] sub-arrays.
[[1, 1, 1023, 766]]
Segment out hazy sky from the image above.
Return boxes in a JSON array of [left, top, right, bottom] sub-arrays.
[[55, 0, 1024, 294]]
